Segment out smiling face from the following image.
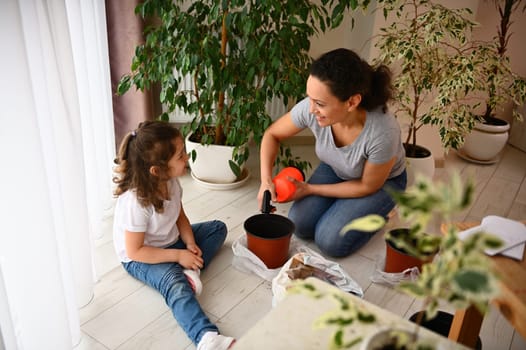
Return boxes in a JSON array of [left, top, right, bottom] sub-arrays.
[[306, 75, 356, 127], [167, 136, 189, 178]]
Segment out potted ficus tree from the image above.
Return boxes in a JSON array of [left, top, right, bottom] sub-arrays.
[[373, 0, 488, 185], [291, 173, 502, 350], [460, 0, 526, 163], [117, 0, 369, 186]]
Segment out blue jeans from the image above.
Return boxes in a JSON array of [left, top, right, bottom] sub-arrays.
[[288, 163, 406, 257], [122, 220, 227, 345]]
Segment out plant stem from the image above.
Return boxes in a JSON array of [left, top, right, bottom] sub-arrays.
[[215, 3, 229, 145], [484, 0, 515, 121]]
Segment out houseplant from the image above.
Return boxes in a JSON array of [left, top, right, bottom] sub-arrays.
[[117, 0, 370, 184], [292, 173, 502, 349], [373, 0, 488, 184], [460, 0, 526, 163]]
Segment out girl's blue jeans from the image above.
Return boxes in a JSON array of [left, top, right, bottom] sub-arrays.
[[122, 220, 227, 345], [289, 162, 407, 257]]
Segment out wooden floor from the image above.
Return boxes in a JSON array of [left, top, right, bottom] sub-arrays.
[[79, 144, 526, 350]]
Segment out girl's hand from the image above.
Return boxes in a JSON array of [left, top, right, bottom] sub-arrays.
[[178, 249, 204, 270], [186, 243, 202, 257]]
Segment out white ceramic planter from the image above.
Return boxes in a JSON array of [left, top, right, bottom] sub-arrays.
[[460, 119, 510, 163], [185, 133, 248, 186], [404, 144, 435, 187]]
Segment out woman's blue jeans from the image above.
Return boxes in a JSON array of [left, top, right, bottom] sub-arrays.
[[122, 220, 227, 345], [289, 163, 407, 257]]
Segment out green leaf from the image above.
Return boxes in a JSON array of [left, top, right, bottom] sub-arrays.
[[399, 282, 426, 297], [229, 160, 241, 178], [452, 270, 490, 294], [117, 75, 131, 95], [357, 311, 376, 323], [339, 215, 386, 235]]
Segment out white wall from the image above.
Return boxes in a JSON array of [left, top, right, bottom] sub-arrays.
[[472, 1, 526, 151]]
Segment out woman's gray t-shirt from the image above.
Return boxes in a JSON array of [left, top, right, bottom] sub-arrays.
[[290, 97, 405, 180]]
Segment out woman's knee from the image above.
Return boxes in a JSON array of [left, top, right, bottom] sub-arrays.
[[316, 229, 374, 258], [289, 210, 315, 240]]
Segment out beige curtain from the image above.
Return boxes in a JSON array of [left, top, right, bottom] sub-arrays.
[[105, 0, 161, 150]]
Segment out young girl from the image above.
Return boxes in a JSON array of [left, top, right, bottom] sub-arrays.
[[112, 121, 234, 350], [258, 48, 407, 258]]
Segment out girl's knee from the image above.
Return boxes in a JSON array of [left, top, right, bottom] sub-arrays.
[[211, 220, 227, 239], [217, 219, 227, 233], [159, 269, 193, 297]]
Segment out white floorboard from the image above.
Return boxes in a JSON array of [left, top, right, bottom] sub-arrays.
[[81, 144, 526, 350]]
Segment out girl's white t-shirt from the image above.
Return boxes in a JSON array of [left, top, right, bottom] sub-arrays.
[[113, 178, 182, 263]]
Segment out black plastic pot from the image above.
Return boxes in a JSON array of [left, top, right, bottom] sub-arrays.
[[409, 311, 482, 350]]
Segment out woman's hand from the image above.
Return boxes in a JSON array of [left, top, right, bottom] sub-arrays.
[[285, 177, 310, 201], [257, 180, 277, 210], [177, 249, 204, 270]]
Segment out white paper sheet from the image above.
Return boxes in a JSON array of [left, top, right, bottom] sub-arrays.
[[457, 215, 526, 260]]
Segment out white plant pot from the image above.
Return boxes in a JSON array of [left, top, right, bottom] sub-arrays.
[[460, 118, 510, 163], [185, 133, 248, 186], [404, 144, 435, 187]]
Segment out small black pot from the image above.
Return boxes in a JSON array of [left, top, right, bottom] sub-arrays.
[[409, 311, 482, 350]]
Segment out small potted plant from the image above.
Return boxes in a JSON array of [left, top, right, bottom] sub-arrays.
[[365, 174, 502, 349], [292, 173, 502, 349], [373, 0, 488, 184], [460, 0, 526, 163], [117, 0, 369, 185]]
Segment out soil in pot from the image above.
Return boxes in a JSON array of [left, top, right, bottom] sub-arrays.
[[361, 328, 423, 350], [244, 213, 294, 269], [384, 229, 437, 273], [403, 143, 431, 159], [481, 115, 508, 127]]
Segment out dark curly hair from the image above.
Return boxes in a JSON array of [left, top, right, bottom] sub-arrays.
[[309, 48, 393, 112], [113, 121, 182, 212]]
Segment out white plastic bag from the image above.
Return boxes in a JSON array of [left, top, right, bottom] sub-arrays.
[[271, 248, 364, 306], [370, 255, 420, 287], [231, 234, 303, 281], [231, 234, 278, 281]]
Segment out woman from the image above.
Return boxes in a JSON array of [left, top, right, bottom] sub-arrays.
[[258, 48, 406, 258]]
